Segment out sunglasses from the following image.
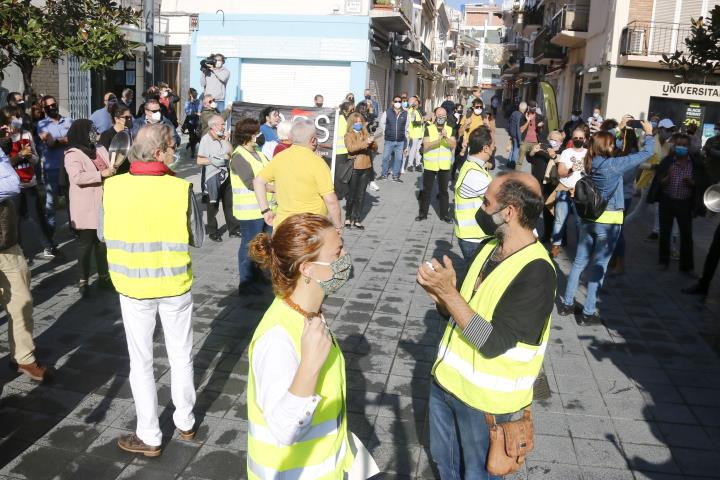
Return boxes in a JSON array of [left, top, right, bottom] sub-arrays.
[[45, 103, 57, 108], [146, 109, 161, 113], [572, 137, 585, 141]]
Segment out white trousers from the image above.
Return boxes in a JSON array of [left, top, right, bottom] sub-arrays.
[[405, 138, 422, 168], [120, 291, 196, 446]]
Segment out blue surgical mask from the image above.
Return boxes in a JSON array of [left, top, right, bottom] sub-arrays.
[[352, 123, 362, 132], [615, 139, 623, 149], [608, 128, 617, 136], [675, 146, 689, 156], [570, 115, 578, 122], [651, 121, 658, 129], [402, 101, 409, 108]]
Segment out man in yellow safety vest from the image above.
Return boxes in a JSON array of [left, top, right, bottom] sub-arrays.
[[102, 124, 204, 457], [416, 107, 455, 223], [405, 95, 425, 172], [417, 172, 557, 478], [454, 126, 494, 260]]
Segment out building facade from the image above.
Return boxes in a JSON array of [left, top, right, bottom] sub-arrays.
[[501, 0, 719, 136]]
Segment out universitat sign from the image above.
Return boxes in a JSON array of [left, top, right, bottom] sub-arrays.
[[661, 83, 720, 100]]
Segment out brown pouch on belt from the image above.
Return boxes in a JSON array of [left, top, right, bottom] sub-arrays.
[[485, 408, 534, 476]]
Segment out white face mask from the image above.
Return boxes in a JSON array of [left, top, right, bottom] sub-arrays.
[[474, 108, 483, 115], [215, 61, 223, 68], [393, 102, 402, 109], [148, 111, 161, 123], [549, 139, 560, 149]]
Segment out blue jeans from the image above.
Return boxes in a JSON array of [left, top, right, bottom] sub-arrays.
[[430, 382, 512, 479], [382, 140, 405, 178], [43, 168, 60, 233], [508, 138, 520, 166], [562, 220, 622, 315], [551, 190, 579, 246], [458, 239, 482, 261], [238, 219, 268, 284]]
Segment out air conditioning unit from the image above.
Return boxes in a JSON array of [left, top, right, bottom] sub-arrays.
[[628, 29, 645, 55]]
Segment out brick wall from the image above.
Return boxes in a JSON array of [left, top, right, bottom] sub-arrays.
[[628, 0, 654, 24], [32, 61, 60, 99]]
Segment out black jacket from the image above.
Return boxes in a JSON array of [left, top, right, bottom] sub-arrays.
[[647, 153, 708, 216]]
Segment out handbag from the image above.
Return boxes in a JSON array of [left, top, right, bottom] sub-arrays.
[[485, 408, 534, 476]]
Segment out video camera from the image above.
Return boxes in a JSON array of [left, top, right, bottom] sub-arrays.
[[200, 54, 216, 73]]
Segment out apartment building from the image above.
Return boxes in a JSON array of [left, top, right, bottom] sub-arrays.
[[160, 0, 457, 110], [501, 0, 718, 138]]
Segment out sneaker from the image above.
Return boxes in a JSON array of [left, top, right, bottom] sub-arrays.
[[415, 165, 423, 172], [117, 433, 161, 457], [369, 181, 380, 191], [577, 312, 602, 327], [209, 233, 222, 242], [391, 176, 403, 183], [440, 216, 453, 224], [645, 232, 659, 242], [376, 174, 388, 181], [17, 361, 48, 381], [229, 231, 241, 238], [406, 165, 414, 172], [681, 283, 708, 295], [41, 248, 55, 259], [556, 302, 574, 316]]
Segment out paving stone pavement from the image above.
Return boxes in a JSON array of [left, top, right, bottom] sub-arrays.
[[1, 128, 720, 479]]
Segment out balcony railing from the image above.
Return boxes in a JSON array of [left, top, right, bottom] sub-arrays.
[[550, 3, 589, 36], [533, 28, 564, 63], [619, 21, 692, 57]]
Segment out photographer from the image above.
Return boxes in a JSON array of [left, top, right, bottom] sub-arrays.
[[527, 130, 563, 243], [200, 54, 230, 111]]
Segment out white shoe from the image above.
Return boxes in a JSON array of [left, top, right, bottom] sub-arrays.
[[369, 181, 380, 191]]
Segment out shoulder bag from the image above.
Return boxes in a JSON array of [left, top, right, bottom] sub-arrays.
[[485, 408, 534, 476]]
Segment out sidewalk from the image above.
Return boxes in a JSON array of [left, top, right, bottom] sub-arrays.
[[0, 131, 719, 479]]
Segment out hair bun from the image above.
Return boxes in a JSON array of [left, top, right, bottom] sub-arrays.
[[248, 232, 273, 269]]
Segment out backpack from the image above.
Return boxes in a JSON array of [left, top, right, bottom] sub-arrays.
[[573, 173, 619, 221]]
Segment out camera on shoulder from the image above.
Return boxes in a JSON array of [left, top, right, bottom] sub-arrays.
[[200, 54, 216, 72]]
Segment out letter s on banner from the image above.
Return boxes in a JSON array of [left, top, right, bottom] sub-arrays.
[[315, 115, 330, 143]]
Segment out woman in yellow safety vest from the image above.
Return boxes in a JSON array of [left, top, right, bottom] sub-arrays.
[[558, 120, 655, 325], [245, 213, 356, 479], [230, 118, 274, 296]]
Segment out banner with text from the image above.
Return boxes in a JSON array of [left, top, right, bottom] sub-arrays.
[[231, 102, 338, 169]]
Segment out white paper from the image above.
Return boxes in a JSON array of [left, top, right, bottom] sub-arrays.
[[348, 432, 380, 480]]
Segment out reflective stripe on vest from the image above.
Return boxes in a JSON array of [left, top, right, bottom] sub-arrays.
[[432, 240, 555, 414], [230, 147, 270, 221], [591, 209, 624, 224], [454, 160, 491, 240], [248, 440, 348, 480], [423, 124, 453, 171], [247, 298, 353, 478], [103, 174, 192, 299], [335, 115, 348, 155], [408, 109, 424, 139]]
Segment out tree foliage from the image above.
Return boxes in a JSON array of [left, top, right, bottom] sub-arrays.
[[660, 5, 720, 84], [0, 0, 141, 96]]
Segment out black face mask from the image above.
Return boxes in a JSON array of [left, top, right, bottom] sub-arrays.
[[255, 133, 265, 147], [365, 95, 371, 100], [476, 206, 505, 237], [44, 106, 59, 118], [572, 138, 585, 148]]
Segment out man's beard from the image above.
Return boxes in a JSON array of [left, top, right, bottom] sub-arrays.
[[495, 225, 507, 245]]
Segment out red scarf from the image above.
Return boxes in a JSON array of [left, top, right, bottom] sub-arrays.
[[129, 162, 175, 176]]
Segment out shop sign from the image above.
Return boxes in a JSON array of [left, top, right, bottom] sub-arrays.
[[662, 83, 720, 99], [683, 103, 705, 128]]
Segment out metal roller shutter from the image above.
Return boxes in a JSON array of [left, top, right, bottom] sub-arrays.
[[240, 60, 351, 107], [368, 63, 387, 109]]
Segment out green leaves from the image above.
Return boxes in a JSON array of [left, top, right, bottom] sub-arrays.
[[0, 0, 141, 93], [660, 5, 720, 85]]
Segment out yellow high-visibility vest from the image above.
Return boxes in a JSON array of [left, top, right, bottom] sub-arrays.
[[335, 114, 348, 155], [230, 147, 271, 221], [103, 173, 192, 299], [423, 124, 454, 171], [454, 159, 492, 240], [408, 109, 424, 139], [247, 298, 354, 479], [432, 240, 554, 414]]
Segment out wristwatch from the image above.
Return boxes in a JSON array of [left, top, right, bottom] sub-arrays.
[[260, 208, 271, 215]]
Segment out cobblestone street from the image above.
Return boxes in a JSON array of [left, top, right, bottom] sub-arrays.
[[1, 129, 720, 479]]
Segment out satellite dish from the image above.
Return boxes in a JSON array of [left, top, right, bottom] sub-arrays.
[[108, 131, 131, 168]]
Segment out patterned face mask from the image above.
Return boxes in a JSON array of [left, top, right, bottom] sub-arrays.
[[311, 254, 352, 295]]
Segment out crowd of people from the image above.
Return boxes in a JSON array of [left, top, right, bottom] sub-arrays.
[[1, 71, 719, 480]]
